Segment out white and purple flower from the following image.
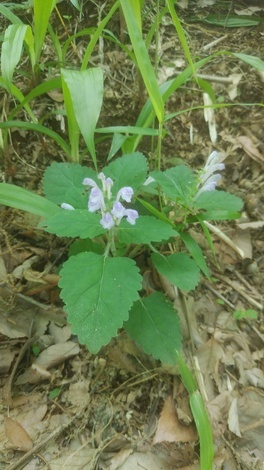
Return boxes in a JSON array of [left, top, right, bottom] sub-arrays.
[[195, 151, 225, 199], [61, 172, 139, 230]]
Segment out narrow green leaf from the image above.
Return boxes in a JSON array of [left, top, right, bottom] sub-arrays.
[[0, 4, 23, 24], [233, 52, 264, 72], [59, 253, 142, 353], [0, 121, 71, 157], [33, 0, 57, 64], [125, 292, 182, 364], [61, 70, 80, 163], [180, 232, 210, 279], [152, 252, 200, 292], [61, 68, 104, 168], [190, 391, 214, 470], [166, 0, 196, 78], [120, 0, 164, 123], [0, 183, 59, 219], [177, 354, 197, 394], [118, 216, 178, 244], [81, 1, 120, 70]]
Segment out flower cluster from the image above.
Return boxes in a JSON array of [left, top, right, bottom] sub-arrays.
[[61, 172, 138, 230], [195, 151, 225, 199]]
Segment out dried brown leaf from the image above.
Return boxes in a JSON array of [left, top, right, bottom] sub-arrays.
[[152, 396, 197, 444], [4, 417, 33, 451]]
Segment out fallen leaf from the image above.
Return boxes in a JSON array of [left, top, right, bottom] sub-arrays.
[[5, 417, 33, 451], [152, 396, 197, 444]]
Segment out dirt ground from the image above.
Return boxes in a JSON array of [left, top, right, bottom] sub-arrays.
[[0, 1, 264, 469]]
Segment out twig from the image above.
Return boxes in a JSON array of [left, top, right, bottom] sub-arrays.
[[2, 336, 36, 406], [212, 272, 263, 311]]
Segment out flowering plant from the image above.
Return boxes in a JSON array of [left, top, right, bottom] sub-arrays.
[[0, 151, 243, 363], [35, 151, 242, 362]]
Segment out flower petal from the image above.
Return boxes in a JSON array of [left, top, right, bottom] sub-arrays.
[[111, 201, 126, 219], [117, 187, 134, 203], [124, 209, 139, 225], [100, 212, 115, 229]]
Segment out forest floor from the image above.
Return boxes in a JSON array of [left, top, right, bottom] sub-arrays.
[[0, 1, 264, 469]]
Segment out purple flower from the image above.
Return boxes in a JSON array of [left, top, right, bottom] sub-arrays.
[[124, 209, 139, 225], [100, 212, 115, 230], [61, 203, 75, 210], [88, 187, 105, 212], [111, 201, 126, 219], [117, 187, 134, 203]]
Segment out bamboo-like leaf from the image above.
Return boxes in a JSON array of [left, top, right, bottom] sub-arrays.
[[33, 0, 57, 64], [61, 70, 80, 163], [61, 68, 104, 169], [0, 4, 22, 24], [1, 24, 28, 89], [0, 183, 60, 219], [0, 121, 71, 157], [120, 0, 164, 123]]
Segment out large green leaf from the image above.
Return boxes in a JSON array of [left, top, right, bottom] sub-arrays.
[[0, 183, 59, 219], [151, 165, 196, 204], [103, 152, 148, 195], [43, 162, 97, 207], [118, 216, 178, 244], [59, 253, 142, 353], [125, 292, 182, 365], [152, 252, 200, 291], [39, 210, 104, 239], [61, 68, 104, 168], [194, 190, 243, 212]]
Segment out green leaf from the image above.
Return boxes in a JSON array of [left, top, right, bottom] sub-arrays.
[[59, 253, 142, 353], [120, 0, 164, 123], [103, 153, 148, 194], [194, 190, 243, 212], [118, 216, 178, 244], [61, 68, 104, 168], [0, 183, 59, 219], [190, 391, 214, 470], [152, 252, 200, 291], [233, 309, 258, 320], [180, 232, 210, 279], [39, 210, 104, 239], [233, 53, 264, 72], [61, 70, 80, 163], [1, 24, 28, 89], [43, 162, 97, 207], [33, 0, 57, 64], [124, 292, 181, 365], [0, 120, 71, 156], [151, 165, 196, 203], [69, 239, 104, 257], [0, 4, 23, 24]]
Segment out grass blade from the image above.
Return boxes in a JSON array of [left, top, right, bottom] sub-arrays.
[[0, 183, 60, 219], [33, 0, 57, 64], [120, 0, 164, 123]]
